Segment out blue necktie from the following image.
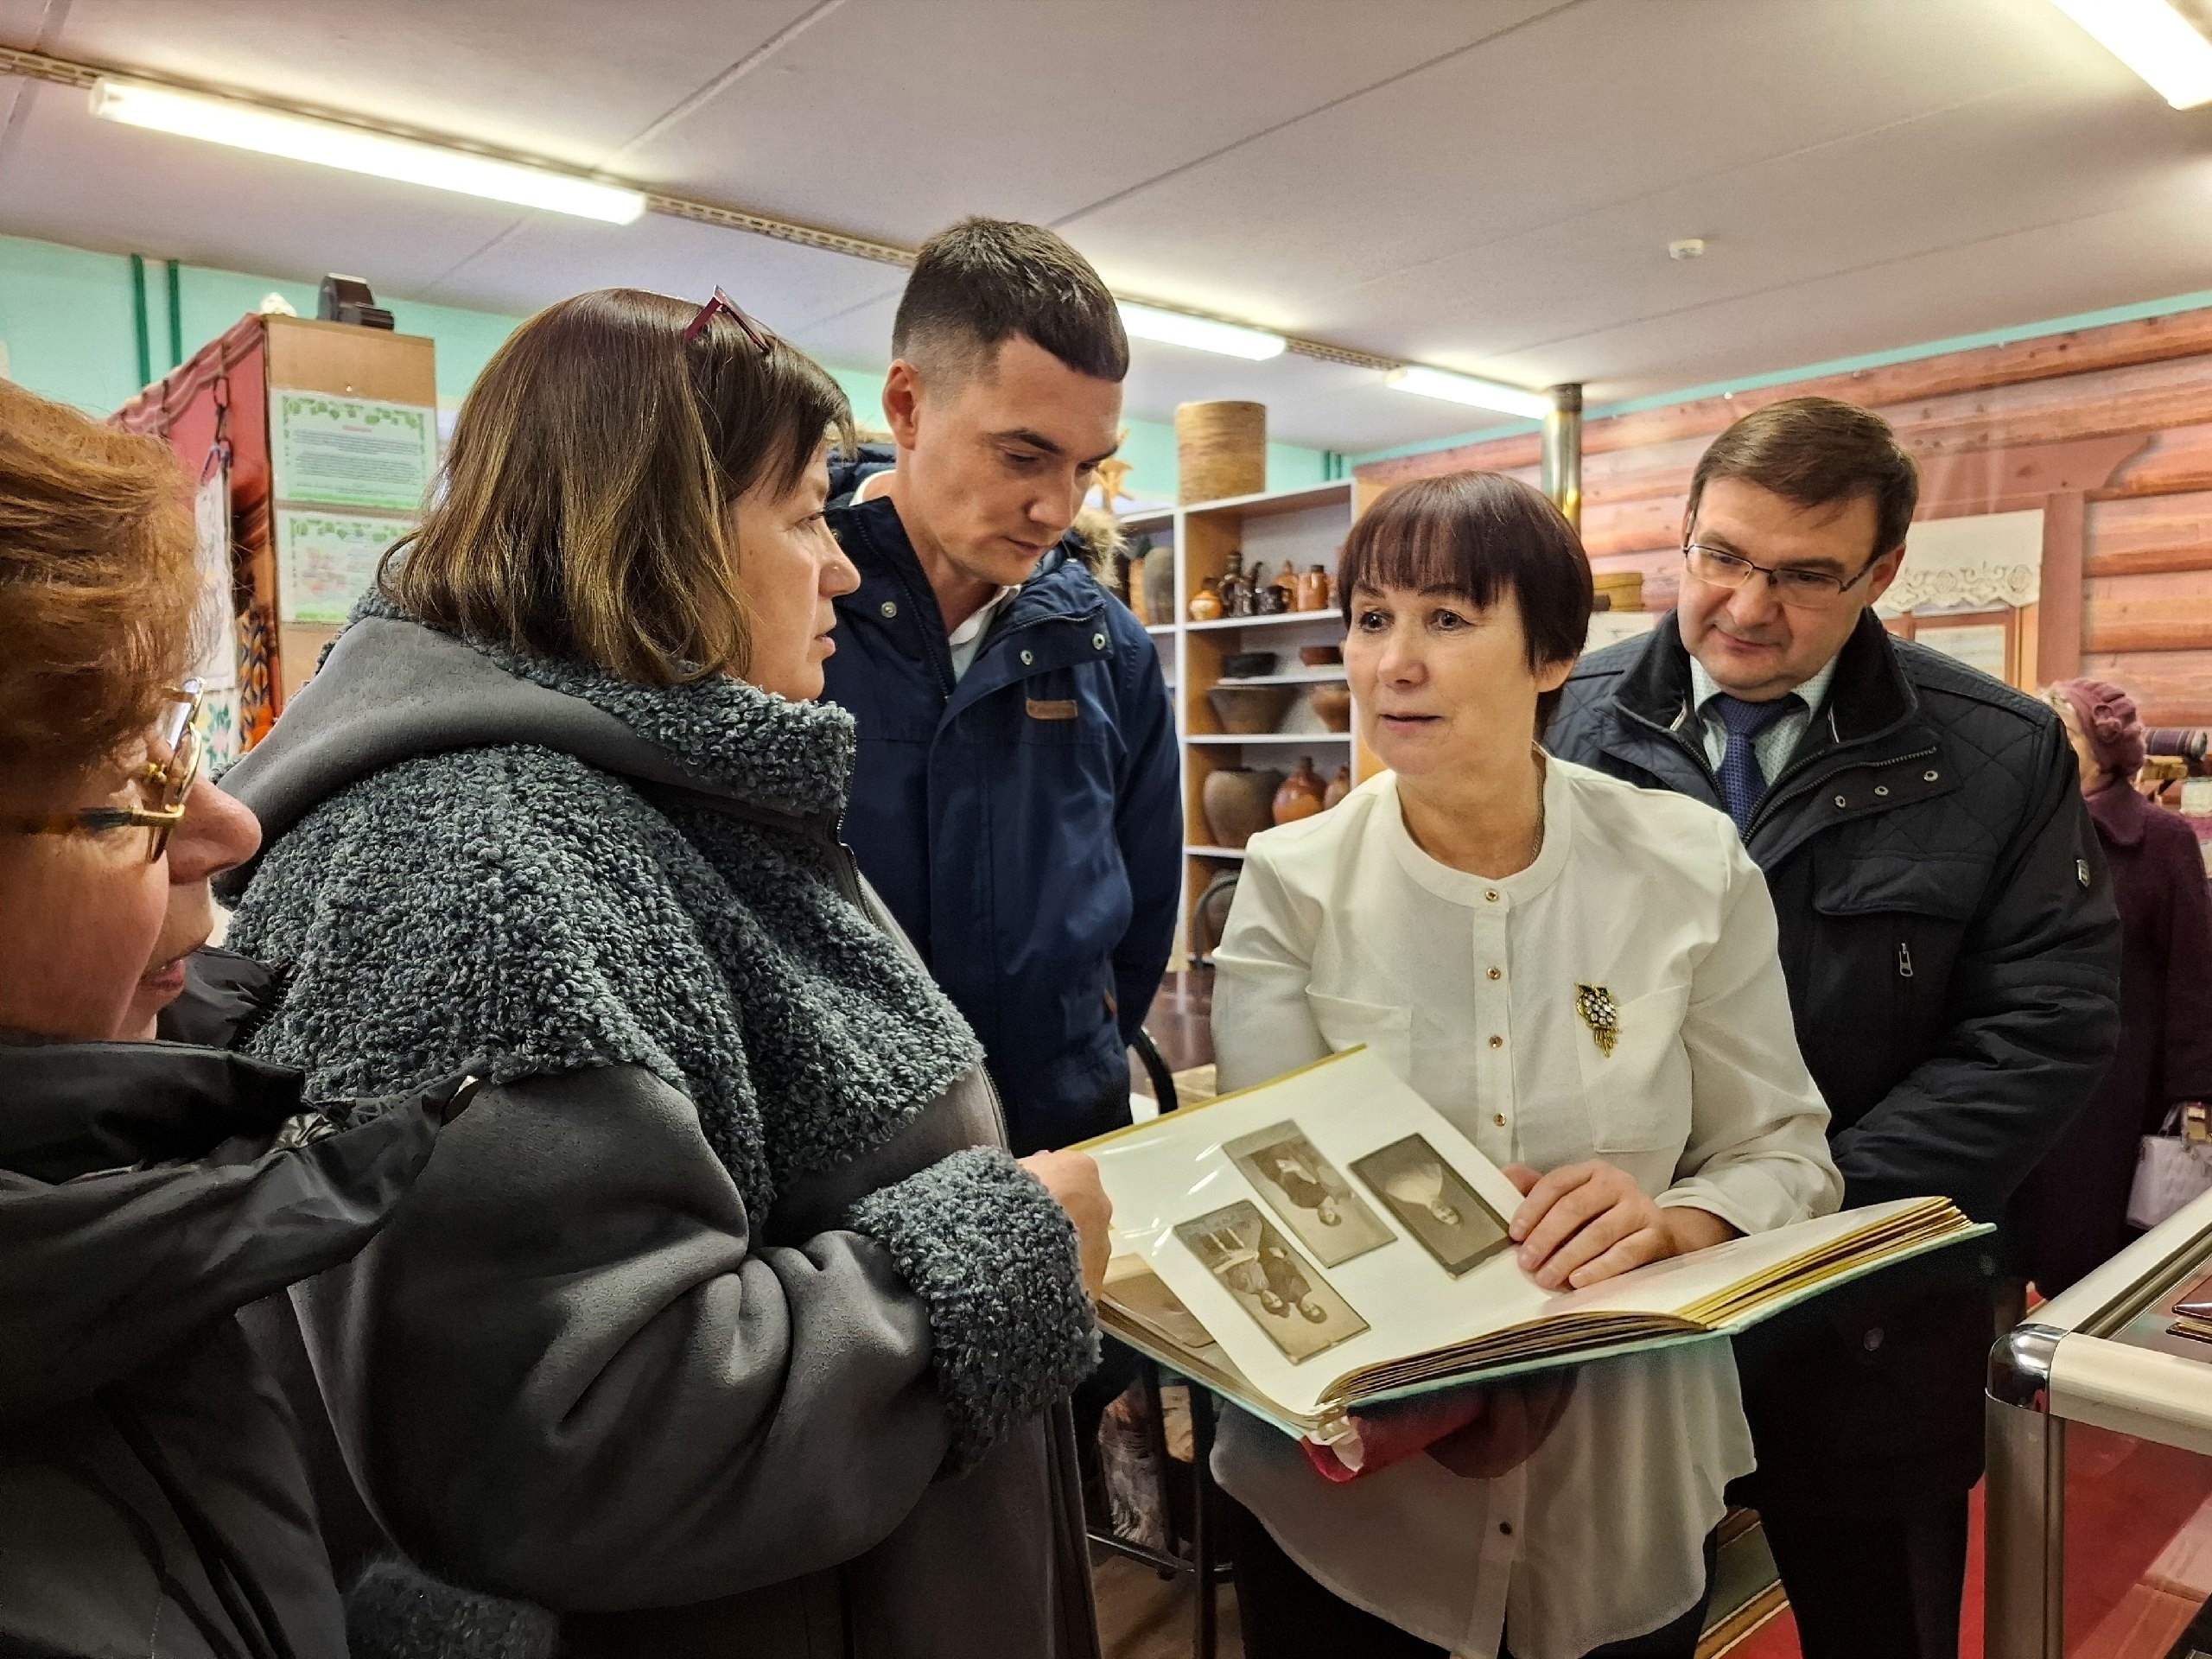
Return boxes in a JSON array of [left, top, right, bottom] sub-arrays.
[[1710, 693, 1802, 836]]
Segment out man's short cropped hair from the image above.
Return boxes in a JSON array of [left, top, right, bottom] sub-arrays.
[[1337, 471, 1592, 731], [1688, 396, 1920, 563], [892, 217, 1128, 387]]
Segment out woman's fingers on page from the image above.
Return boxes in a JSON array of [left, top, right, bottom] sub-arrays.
[[1530, 1195, 1645, 1289], [1515, 1168, 1618, 1274], [1508, 1161, 1595, 1242], [1564, 1225, 1672, 1290]]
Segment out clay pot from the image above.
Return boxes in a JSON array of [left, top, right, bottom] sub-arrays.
[[1189, 579, 1224, 623], [1221, 552, 1254, 618], [1221, 650, 1276, 679], [1297, 563, 1332, 613], [1127, 550, 1153, 625], [1299, 644, 1343, 667], [1309, 682, 1352, 733], [1254, 563, 1290, 614], [1203, 767, 1281, 849], [1273, 757, 1328, 826], [1195, 868, 1241, 960], [1323, 764, 1353, 810], [1207, 682, 1297, 734]]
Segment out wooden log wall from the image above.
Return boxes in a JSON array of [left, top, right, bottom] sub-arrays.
[[1356, 308, 2212, 723]]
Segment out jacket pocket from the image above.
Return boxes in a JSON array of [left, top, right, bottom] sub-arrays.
[[1573, 981, 1694, 1154], [1809, 847, 1980, 1086], [1304, 990, 1413, 1078]]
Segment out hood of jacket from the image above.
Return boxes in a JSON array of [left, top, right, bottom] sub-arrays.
[[217, 594, 857, 899]]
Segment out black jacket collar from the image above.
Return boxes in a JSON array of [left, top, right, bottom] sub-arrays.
[[1614, 608, 1921, 764]]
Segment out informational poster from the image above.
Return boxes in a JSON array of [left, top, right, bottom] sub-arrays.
[[191, 464, 238, 690], [275, 509, 407, 625], [270, 391, 436, 513]]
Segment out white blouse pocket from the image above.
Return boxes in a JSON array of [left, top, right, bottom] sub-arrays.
[[1573, 981, 1694, 1155], [1304, 989, 1414, 1079]]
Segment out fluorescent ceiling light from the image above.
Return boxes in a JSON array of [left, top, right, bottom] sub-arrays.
[[88, 79, 647, 223], [1385, 365, 1554, 421], [1119, 302, 1287, 360], [2045, 0, 2212, 109]]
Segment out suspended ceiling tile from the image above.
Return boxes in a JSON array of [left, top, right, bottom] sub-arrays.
[[412, 209, 895, 334], [620, 0, 1553, 244], [0, 80, 544, 287], [1342, 76, 2205, 374], [1480, 190, 2212, 404], [1058, 0, 2125, 331], [28, 0, 834, 168]]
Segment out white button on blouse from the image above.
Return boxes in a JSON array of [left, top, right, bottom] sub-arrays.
[[1209, 758, 1840, 1659]]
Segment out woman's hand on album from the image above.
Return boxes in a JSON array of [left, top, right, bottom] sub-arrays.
[[1020, 1148, 1113, 1298], [1501, 1161, 1737, 1292]]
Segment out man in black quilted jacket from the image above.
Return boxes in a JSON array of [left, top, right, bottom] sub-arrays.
[[1547, 396, 2120, 1659]]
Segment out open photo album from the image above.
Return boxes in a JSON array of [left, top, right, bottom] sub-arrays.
[[1078, 1047, 1987, 1440]]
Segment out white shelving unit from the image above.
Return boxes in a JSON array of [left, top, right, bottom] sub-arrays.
[[1120, 479, 1373, 968]]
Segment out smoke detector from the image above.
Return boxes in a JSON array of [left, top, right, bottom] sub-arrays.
[[1669, 238, 1707, 261]]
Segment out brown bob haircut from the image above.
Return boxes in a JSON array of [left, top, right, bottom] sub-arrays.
[[1338, 471, 1593, 730], [892, 217, 1128, 387], [1688, 396, 1919, 563], [0, 379, 199, 783], [383, 287, 854, 685]]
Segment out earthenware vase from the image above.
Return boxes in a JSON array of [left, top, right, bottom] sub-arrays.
[[1323, 764, 1353, 810], [1207, 682, 1297, 734], [1272, 756, 1327, 825], [1203, 767, 1282, 849], [1309, 682, 1352, 733], [1297, 563, 1332, 613], [1189, 578, 1224, 623]]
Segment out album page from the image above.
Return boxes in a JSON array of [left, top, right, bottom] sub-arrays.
[[1083, 1047, 1980, 1433]]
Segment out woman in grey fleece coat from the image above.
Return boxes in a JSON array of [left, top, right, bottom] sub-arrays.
[[216, 288, 1111, 1656]]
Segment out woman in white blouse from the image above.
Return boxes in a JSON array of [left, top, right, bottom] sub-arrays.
[[1210, 471, 1841, 1659]]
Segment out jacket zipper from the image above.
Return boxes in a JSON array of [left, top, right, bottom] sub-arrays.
[[1747, 743, 1938, 840], [1897, 943, 1915, 979]]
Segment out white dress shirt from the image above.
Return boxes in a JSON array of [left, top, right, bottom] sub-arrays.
[[1687, 653, 1841, 785], [1209, 757, 1840, 1659]]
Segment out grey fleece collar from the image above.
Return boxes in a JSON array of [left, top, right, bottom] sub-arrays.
[[219, 599, 853, 900]]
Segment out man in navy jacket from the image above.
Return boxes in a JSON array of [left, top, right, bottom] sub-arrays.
[[823, 218, 1179, 1156]]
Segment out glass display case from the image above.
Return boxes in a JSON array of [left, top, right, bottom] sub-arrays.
[[1988, 1185, 2212, 1657]]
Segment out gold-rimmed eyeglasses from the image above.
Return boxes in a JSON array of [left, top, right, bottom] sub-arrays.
[[2, 679, 207, 862], [1682, 542, 1880, 610]]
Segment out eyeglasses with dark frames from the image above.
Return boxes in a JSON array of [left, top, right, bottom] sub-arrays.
[[2, 680, 207, 862], [683, 287, 774, 357], [1682, 542, 1882, 610]]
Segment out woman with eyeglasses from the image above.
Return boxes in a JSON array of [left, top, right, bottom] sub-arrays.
[[1207, 472, 1840, 1659], [214, 288, 1111, 1658], [0, 380, 475, 1659]]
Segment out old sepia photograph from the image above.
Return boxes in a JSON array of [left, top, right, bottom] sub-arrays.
[[1103, 1255, 1218, 1355], [1174, 1200, 1370, 1363], [1225, 1121, 1396, 1267], [1351, 1135, 1514, 1278]]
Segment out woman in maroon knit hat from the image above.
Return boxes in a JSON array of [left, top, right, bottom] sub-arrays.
[[2016, 678, 2212, 1292]]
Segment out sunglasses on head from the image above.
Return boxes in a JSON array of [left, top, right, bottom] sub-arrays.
[[683, 287, 773, 357]]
